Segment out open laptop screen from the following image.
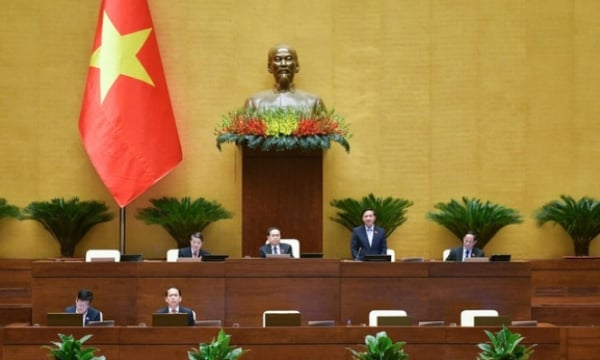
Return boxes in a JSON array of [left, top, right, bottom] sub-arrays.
[[364, 255, 392, 262], [152, 313, 189, 327], [47, 312, 84, 326]]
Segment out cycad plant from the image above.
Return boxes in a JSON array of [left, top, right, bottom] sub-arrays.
[[0, 198, 20, 221], [21, 197, 114, 257], [42, 333, 106, 360], [136, 197, 233, 248], [534, 195, 600, 256], [329, 193, 413, 237], [477, 326, 535, 360], [347, 331, 409, 360], [188, 328, 248, 360], [427, 197, 523, 249]]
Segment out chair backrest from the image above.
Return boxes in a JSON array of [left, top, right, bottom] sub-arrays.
[[442, 249, 451, 261], [280, 239, 300, 258], [85, 249, 120, 262], [166, 249, 179, 262], [460, 309, 499, 327], [98, 311, 103, 322], [368, 310, 407, 326], [386, 249, 396, 262]]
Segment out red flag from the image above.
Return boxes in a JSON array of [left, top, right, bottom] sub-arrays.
[[79, 0, 182, 208]]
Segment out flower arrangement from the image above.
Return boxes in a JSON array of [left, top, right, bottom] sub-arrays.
[[215, 107, 351, 152]]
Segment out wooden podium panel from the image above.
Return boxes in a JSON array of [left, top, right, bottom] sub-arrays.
[[1, 324, 563, 360], [225, 259, 340, 327], [242, 148, 323, 257]]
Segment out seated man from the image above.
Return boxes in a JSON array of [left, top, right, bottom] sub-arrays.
[[155, 287, 195, 326], [244, 43, 325, 113], [65, 289, 102, 325], [178, 232, 211, 259], [445, 231, 485, 261], [259, 227, 293, 258]]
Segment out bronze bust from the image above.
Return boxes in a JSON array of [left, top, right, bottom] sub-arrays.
[[244, 44, 325, 113]]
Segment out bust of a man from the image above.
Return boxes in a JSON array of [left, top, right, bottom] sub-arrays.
[[244, 44, 325, 113]]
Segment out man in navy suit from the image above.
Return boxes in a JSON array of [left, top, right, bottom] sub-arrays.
[[155, 287, 195, 326], [445, 231, 485, 261], [350, 209, 387, 260], [65, 289, 102, 325], [259, 227, 293, 257], [178, 232, 211, 259]]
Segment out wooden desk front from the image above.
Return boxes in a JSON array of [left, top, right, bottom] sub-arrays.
[[31, 260, 531, 327], [1, 324, 560, 360]]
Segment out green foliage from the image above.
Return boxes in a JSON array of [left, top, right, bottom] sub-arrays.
[[188, 328, 248, 360], [329, 193, 413, 237], [0, 198, 20, 220], [477, 326, 535, 360], [21, 197, 114, 257], [426, 197, 523, 249], [42, 333, 105, 360], [347, 331, 409, 360], [136, 197, 233, 248], [534, 195, 600, 256]]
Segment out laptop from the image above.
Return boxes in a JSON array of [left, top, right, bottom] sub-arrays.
[[300, 253, 324, 258], [490, 254, 511, 262], [263, 311, 301, 327], [120, 254, 143, 262], [87, 320, 115, 327], [265, 254, 293, 259], [202, 255, 229, 262], [474, 315, 511, 326], [377, 316, 412, 326], [177, 257, 202, 262], [464, 257, 490, 263], [152, 313, 190, 327], [195, 319, 222, 327], [47, 312, 84, 326], [363, 254, 392, 262]]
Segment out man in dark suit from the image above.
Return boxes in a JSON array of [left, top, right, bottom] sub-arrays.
[[178, 232, 211, 259], [259, 227, 293, 257], [65, 289, 102, 325], [445, 231, 485, 261], [350, 209, 388, 260], [155, 287, 195, 326]]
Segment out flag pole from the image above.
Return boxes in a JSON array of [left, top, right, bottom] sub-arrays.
[[119, 207, 126, 253]]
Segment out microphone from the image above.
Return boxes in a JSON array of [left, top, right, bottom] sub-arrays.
[[355, 247, 362, 261]]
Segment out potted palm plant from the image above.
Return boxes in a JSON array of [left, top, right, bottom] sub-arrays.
[[188, 328, 248, 360], [426, 197, 523, 249], [330, 193, 413, 237], [42, 333, 106, 360], [136, 197, 233, 248], [347, 331, 409, 360], [21, 197, 114, 257], [477, 326, 535, 359], [534, 195, 600, 256], [0, 198, 20, 221]]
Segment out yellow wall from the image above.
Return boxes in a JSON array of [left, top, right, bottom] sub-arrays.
[[1, 0, 599, 259]]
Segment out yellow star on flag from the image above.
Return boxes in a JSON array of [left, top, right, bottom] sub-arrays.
[[90, 12, 155, 102]]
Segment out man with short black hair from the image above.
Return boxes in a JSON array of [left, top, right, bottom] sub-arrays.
[[178, 232, 211, 259], [445, 231, 485, 261], [155, 287, 195, 326], [65, 289, 102, 325], [350, 209, 387, 260]]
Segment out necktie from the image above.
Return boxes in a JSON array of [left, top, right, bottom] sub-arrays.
[[367, 227, 373, 247], [465, 250, 470, 260], [274, 246, 279, 255], [193, 251, 198, 258], [171, 308, 177, 314]]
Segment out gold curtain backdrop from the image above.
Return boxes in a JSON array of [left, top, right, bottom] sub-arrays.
[[0, 0, 598, 259]]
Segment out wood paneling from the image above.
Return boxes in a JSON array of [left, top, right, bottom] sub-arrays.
[[242, 148, 323, 257]]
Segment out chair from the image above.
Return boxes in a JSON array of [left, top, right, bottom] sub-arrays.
[[280, 239, 301, 258], [460, 309, 499, 327], [85, 249, 120, 262], [442, 249, 451, 261], [166, 249, 179, 262], [368, 310, 407, 326], [386, 249, 396, 262]]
